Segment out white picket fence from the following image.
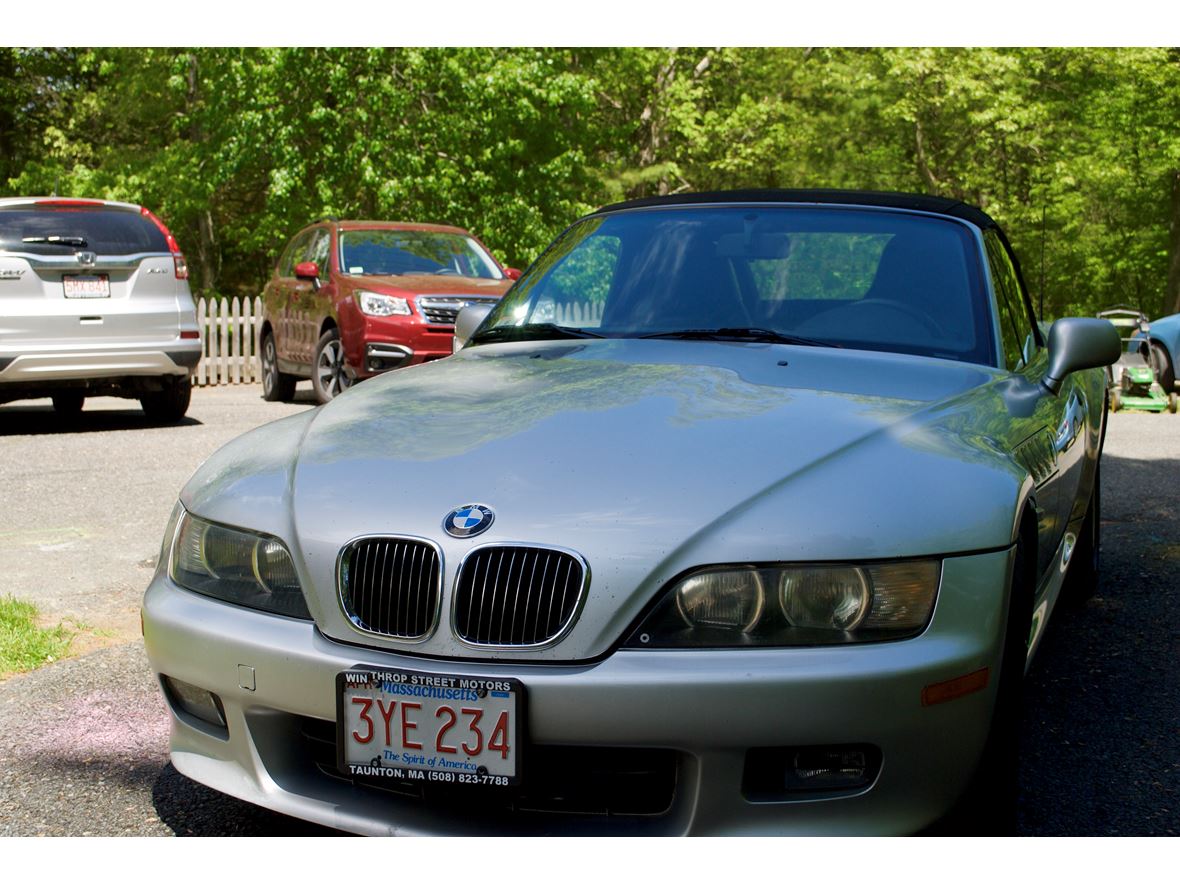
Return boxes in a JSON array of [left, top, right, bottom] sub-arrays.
[[555, 301, 604, 327], [194, 295, 263, 387], [191, 296, 606, 387]]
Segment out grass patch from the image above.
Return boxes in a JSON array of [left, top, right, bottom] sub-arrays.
[[0, 596, 75, 676]]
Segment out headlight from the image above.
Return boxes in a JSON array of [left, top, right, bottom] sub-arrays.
[[357, 291, 411, 316], [169, 511, 311, 619], [625, 560, 940, 648], [675, 569, 765, 631], [779, 567, 870, 630]]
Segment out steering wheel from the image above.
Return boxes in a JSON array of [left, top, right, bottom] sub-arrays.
[[844, 298, 945, 338]]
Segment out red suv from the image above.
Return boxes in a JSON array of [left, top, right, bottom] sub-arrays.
[[260, 220, 518, 403]]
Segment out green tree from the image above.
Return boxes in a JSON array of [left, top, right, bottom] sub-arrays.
[[4, 47, 1179, 320]]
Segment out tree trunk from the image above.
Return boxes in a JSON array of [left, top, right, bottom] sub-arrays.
[[198, 208, 219, 295], [914, 119, 942, 193], [630, 50, 712, 199], [0, 50, 17, 186], [634, 53, 677, 198], [1168, 169, 1180, 315], [186, 53, 219, 294]]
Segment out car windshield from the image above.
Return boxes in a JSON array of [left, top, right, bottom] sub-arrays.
[[0, 207, 170, 255], [339, 229, 502, 279], [479, 206, 995, 365]]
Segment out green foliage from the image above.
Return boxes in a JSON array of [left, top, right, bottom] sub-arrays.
[[3, 47, 1179, 318], [541, 235, 619, 305], [763, 234, 891, 301], [0, 596, 74, 676]]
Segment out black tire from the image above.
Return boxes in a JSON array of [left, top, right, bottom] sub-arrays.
[[1150, 341, 1175, 393], [311, 328, 351, 404], [943, 539, 1032, 834], [1062, 460, 1100, 604], [261, 331, 297, 402], [1169, 393, 1178, 414], [51, 392, 84, 415], [140, 376, 192, 422]]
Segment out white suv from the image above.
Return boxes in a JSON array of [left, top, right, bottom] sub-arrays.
[[0, 197, 202, 420]]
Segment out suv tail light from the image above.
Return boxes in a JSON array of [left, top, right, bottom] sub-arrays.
[[140, 206, 189, 280]]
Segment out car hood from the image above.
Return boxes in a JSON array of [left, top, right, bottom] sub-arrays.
[[343, 274, 512, 296], [184, 338, 1022, 661]]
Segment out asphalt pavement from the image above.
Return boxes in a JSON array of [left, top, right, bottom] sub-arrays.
[[0, 385, 1177, 835]]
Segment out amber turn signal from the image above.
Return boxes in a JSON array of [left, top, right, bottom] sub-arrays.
[[921, 667, 989, 706]]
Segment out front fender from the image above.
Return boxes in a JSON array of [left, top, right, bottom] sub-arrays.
[[180, 408, 318, 541]]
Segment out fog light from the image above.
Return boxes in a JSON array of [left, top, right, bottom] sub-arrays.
[[743, 744, 881, 801], [163, 676, 226, 728], [789, 747, 871, 789], [365, 344, 412, 373]]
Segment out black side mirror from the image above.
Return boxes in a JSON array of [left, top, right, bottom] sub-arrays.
[[453, 303, 495, 352], [1042, 318, 1122, 395]]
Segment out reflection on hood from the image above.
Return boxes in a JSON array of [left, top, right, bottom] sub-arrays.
[[302, 338, 992, 466]]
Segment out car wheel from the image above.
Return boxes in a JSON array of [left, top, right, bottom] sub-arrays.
[[1150, 341, 1176, 392], [140, 376, 192, 422], [312, 328, 351, 404], [1109, 389, 1121, 412], [1062, 461, 1100, 604], [51, 392, 84, 415], [261, 331, 297, 402], [941, 538, 1032, 834]]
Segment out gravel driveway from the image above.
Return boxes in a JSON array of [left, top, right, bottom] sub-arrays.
[[0, 387, 1177, 835]]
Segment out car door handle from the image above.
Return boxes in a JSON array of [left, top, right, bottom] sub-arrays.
[[1053, 391, 1085, 453]]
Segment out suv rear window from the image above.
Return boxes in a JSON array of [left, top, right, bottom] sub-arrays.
[[0, 207, 170, 256]]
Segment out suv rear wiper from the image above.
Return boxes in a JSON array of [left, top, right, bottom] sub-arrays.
[[638, 327, 841, 348], [21, 235, 88, 247], [471, 323, 606, 344]]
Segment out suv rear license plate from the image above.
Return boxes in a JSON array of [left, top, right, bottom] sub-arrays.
[[336, 667, 522, 787], [62, 274, 110, 298]]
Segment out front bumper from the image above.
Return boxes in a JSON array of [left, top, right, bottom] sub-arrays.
[[362, 342, 414, 373], [352, 322, 454, 378], [142, 548, 1013, 836], [337, 307, 456, 380]]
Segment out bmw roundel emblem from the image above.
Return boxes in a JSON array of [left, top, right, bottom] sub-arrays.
[[443, 504, 495, 538]]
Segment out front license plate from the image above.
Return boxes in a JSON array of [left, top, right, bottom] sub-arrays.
[[62, 274, 110, 298], [336, 667, 523, 787]]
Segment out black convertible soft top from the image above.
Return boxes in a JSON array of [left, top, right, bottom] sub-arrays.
[[593, 188, 1000, 232]]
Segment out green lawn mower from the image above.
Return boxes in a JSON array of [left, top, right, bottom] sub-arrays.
[[1098, 307, 1178, 413]]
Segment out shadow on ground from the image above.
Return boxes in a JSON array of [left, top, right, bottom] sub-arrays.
[[0, 405, 202, 436], [1015, 450, 1180, 835], [151, 763, 345, 836]]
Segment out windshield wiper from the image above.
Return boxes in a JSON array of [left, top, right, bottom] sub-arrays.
[[638, 327, 841, 348], [471, 323, 607, 344], [21, 235, 88, 247]]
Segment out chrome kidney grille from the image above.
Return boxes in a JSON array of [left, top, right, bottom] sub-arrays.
[[340, 538, 441, 640], [453, 546, 586, 647]]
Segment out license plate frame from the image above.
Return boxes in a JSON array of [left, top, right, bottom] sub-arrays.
[[335, 666, 524, 788], [62, 274, 110, 298]]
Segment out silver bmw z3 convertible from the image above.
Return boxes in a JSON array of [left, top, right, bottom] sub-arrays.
[[143, 190, 1120, 835]]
